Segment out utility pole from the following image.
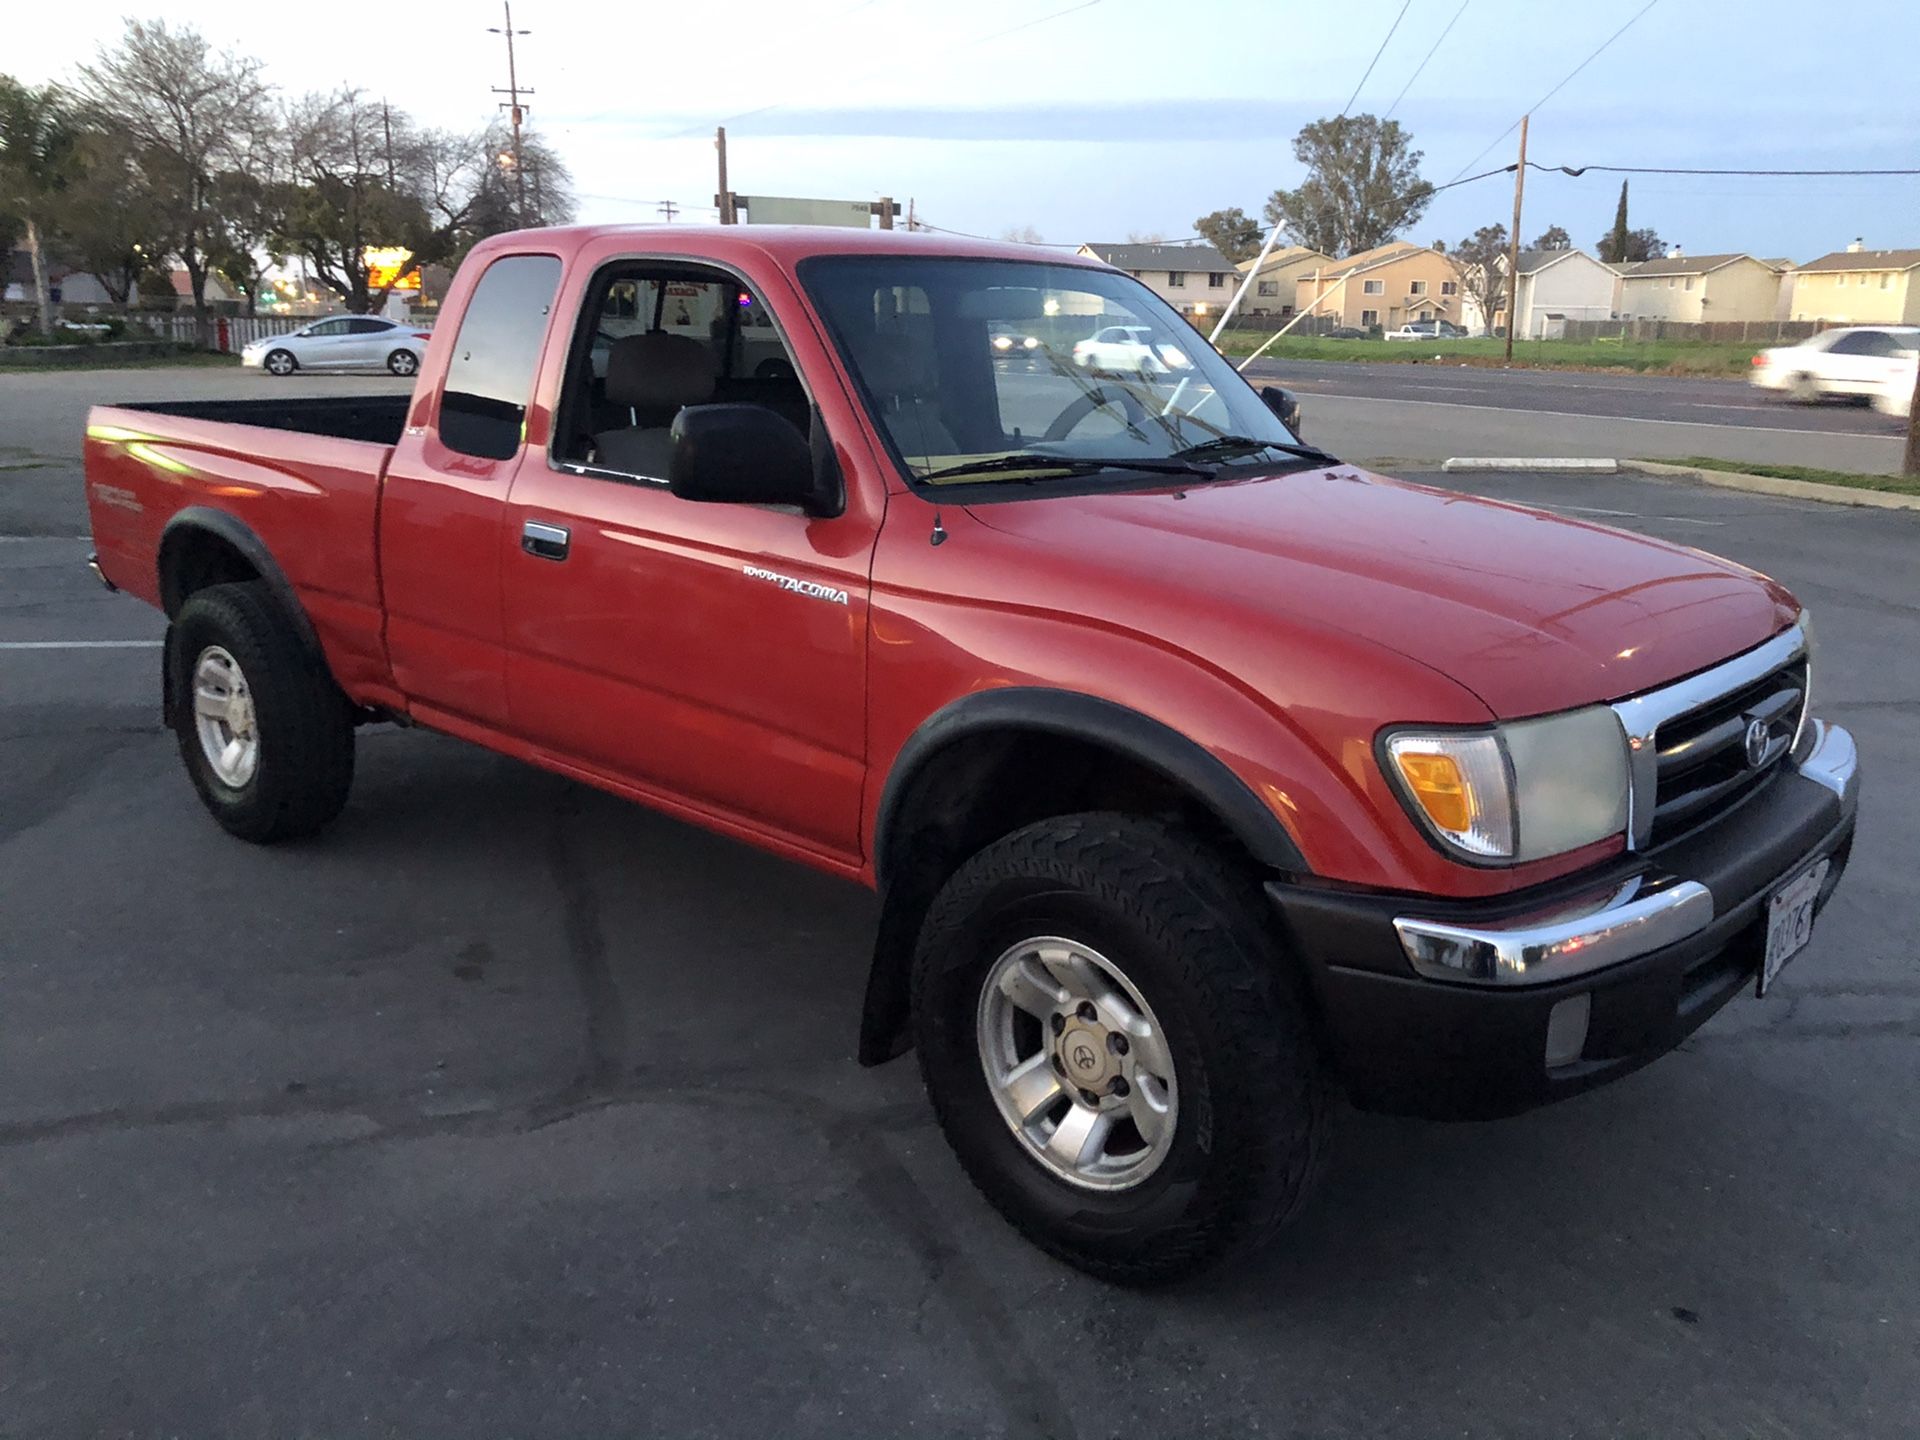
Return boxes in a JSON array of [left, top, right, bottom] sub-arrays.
[[876, 195, 894, 231], [658, 199, 679, 223], [1904, 361, 1920, 478], [715, 127, 735, 223], [1504, 113, 1528, 364], [906, 197, 916, 232], [488, 2, 533, 223]]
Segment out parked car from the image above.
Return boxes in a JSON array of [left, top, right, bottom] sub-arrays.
[[1071, 323, 1192, 376], [1384, 319, 1467, 342], [1325, 325, 1368, 340], [241, 316, 432, 377], [1750, 325, 1919, 412], [84, 226, 1859, 1285]]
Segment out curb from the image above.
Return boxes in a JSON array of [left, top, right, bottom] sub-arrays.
[[1622, 460, 1920, 512], [1441, 457, 1618, 473]]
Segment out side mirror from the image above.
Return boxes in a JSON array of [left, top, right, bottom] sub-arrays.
[[668, 403, 841, 515], [1260, 384, 1303, 437]]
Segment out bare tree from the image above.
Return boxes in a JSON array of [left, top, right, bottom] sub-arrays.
[[1450, 223, 1507, 336], [76, 21, 273, 342], [999, 223, 1045, 245]]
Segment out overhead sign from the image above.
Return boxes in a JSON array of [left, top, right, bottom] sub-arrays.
[[365, 246, 421, 293], [738, 195, 876, 229]]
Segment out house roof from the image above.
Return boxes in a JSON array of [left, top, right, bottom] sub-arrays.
[[1302, 241, 1437, 280], [1620, 252, 1765, 279], [1236, 244, 1331, 275], [1080, 241, 1235, 273], [1511, 247, 1608, 276], [1794, 247, 1920, 274]]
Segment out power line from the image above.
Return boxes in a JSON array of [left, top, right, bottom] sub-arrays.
[[1540, 163, 1920, 178], [1382, 0, 1468, 120], [1340, 0, 1412, 117], [1446, 0, 1662, 182]]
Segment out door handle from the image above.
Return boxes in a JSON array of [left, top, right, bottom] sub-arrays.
[[521, 519, 571, 561]]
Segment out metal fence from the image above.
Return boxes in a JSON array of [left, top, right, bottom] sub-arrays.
[[1559, 318, 1830, 344]]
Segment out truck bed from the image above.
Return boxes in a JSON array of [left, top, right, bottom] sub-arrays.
[[112, 395, 411, 447]]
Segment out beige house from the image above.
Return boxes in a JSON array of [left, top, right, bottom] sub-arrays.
[[1233, 244, 1333, 318], [1616, 252, 1786, 324], [1293, 242, 1467, 332], [1787, 242, 1920, 324], [1076, 241, 1240, 319]]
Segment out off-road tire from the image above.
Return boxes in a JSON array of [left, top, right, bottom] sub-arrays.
[[911, 812, 1332, 1285], [168, 581, 355, 843]]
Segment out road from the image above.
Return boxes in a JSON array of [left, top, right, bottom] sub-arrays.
[[2, 371, 1917, 1437], [1240, 356, 1909, 475]]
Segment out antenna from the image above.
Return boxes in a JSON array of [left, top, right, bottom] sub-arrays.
[[487, 2, 534, 222]]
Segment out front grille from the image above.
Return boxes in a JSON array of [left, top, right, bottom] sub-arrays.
[[1649, 658, 1806, 844]]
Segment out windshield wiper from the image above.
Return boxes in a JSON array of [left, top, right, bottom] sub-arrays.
[[917, 454, 1220, 483], [1170, 434, 1341, 466]]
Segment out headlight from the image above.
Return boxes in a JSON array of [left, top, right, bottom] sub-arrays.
[[1383, 706, 1629, 863]]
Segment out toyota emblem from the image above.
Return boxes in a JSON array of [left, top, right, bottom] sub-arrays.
[[1743, 717, 1771, 769], [1071, 1043, 1098, 1072]]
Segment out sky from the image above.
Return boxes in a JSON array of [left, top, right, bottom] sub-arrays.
[[12, 0, 1920, 262]]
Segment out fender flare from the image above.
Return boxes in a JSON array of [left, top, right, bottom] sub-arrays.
[[157, 507, 322, 659], [872, 686, 1309, 885], [856, 689, 1310, 1066]]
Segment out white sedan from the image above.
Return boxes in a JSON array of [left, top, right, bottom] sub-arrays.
[[1071, 324, 1193, 377], [1750, 325, 1918, 414], [242, 316, 432, 377]]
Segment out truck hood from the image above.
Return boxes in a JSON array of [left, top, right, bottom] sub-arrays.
[[963, 466, 1797, 718]]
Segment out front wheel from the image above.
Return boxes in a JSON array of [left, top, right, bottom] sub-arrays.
[[264, 348, 297, 377], [168, 581, 355, 843], [912, 813, 1332, 1285], [387, 348, 419, 376]]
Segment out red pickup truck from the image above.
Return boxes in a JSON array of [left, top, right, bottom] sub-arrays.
[[85, 226, 1860, 1283]]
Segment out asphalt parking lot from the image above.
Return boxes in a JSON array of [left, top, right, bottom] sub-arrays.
[[2, 370, 1916, 1438]]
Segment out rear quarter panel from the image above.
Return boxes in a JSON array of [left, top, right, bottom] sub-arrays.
[[85, 404, 396, 703]]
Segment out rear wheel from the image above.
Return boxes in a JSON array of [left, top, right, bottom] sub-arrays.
[[168, 581, 355, 843], [1787, 371, 1820, 403], [912, 813, 1332, 1285], [264, 348, 297, 377]]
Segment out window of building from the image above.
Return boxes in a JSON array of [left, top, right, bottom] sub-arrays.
[[1360, 308, 1379, 326], [1882, 273, 1894, 290], [1166, 271, 1187, 287], [1257, 280, 1278, 297], [439, 253, 562, 461], [1684, 277, 1694, 291], [1441, 280, 1457, 296], [1419, 310, 1433, 321], [1667, 278, 1676, 289], [1208, 272, 1226, 288], [1363, 279, 1385, 295], [1409, 280, 1427, 296]]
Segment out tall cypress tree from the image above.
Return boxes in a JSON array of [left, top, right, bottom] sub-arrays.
[[1605, 180, 1630, 264]]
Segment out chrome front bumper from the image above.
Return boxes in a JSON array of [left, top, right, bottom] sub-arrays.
[[1393, 720, 1858, 986]]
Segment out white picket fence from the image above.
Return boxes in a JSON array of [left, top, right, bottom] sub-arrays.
[[140, 313, 435, 353]]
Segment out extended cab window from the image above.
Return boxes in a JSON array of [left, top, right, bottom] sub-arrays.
[[439, 253, 562, 460], [551, 263, 811, 481]]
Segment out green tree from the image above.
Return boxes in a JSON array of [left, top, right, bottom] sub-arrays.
[[1263, 115, 1433, 258], [1600, 180, 1630, 263], [1193, 207, 1263, 264], [48, 121, 175, 305], [0, 77, 77, 333], [1531, 225, 1571, 251], [76, 20, 273, 342]]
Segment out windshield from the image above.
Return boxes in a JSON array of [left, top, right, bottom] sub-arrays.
[[799, 256, 1314, 486]]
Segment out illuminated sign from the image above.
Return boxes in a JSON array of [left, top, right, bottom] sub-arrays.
[[365, 246, 421, 293]]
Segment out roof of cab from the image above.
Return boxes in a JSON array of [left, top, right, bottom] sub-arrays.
[[479, 223, 1109, 268]]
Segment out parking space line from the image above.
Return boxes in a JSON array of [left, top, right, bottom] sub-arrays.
[[0, 640, 163, 650]]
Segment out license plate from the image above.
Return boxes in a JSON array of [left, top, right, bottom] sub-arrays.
[[1760, 858, 1829, 996]]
